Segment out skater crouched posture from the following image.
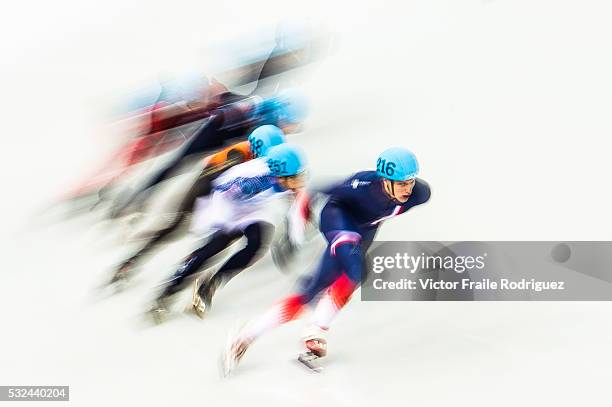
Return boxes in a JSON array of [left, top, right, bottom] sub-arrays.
[[148, 143, 308, 322], [222, 147, 431, 374], [107, 125, 286, 286], [110, 88, 309, 218]]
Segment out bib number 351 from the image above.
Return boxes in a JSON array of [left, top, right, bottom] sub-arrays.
[[268, 159, 287, 174]]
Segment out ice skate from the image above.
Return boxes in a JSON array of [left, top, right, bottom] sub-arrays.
[[297, 350, 323, 373], [297, 329, 327, 372], [189, 275, 220, 319], [221, 332, 252, 377], [304, 335, 327, 358], [189, 277, 208, 318]]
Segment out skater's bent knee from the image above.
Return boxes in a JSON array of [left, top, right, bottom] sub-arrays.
[[329, 231, 362, 255]]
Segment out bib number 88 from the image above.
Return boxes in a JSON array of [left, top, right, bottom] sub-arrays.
[[250, 138, 264, 156]]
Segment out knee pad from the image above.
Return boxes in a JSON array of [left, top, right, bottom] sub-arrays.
[[328, 273, 357, 309], [277, 294, 307, 323], [329, 231, 362, 256]]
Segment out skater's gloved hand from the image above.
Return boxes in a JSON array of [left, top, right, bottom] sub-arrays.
[[271, 238, 298, 273], [287, 191, 317, 246], [295, 191, 312, 222], [288, 218, 305, 246], [287, 207, 305, 247]]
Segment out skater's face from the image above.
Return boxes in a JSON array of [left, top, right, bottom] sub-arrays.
[[278, 173, 305, 192], [383, 178, 416, 203]]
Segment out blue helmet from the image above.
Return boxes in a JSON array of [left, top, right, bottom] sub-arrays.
[[257, 89, 309, 126], [376, 147, 419, 181], [247, 125, 286, 158], [276, 88, 309, 124], [266, 144, 307, 177]]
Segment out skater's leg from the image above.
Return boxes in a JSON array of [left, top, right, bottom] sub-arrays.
[[222, 218, 354, 373], [296, 245, 360, 359], [239, 250, 342, 342], [222, 248, 342, 374], [200, 222, 273, 290], [320, 205, 373, 285], [158, 229, 239, 298], [224, 208, 373, 372], [237, 204, 361, 342], [225, 205, 359, 356], [294, 209, 377, 357], [112, 176, 212, 280], [111, 114, 226, 217], [192, 222, 273, 316], [310, 228, 376, 330], [140, 114, 225, 191], [311, 274, 355, 326], [298, 261, 361, 359], [115, 216, 186, 272]]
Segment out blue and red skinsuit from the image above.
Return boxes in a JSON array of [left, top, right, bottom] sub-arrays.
[[286, 171, 431, 315]]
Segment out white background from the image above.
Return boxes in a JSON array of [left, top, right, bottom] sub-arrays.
[[1, 1, 612, 406]]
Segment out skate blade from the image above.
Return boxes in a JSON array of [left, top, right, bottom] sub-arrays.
[[220, 343, 239, 378], [194, 304, 208, 319], [187, 277, 208, 319], [220, 352, 234, 378], [184, 301, 208, 319], [297, 352, 323, 373], [219, 323, 249, 378]]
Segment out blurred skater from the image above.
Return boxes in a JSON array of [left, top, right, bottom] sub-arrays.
[[222, 147, 431, 374], [147, 144, 308, 323]]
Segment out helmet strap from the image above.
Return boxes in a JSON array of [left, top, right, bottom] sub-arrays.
[[382, 179, 396, 200]]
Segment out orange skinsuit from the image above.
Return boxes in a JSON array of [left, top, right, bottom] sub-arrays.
[[203, 140, 253, 170], [112, 140, 256, 270]]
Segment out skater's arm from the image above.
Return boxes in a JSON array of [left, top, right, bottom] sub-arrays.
[[139, 112, 229, 191], [215, 175, 277, 201], [288, 172, 371, 221]]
